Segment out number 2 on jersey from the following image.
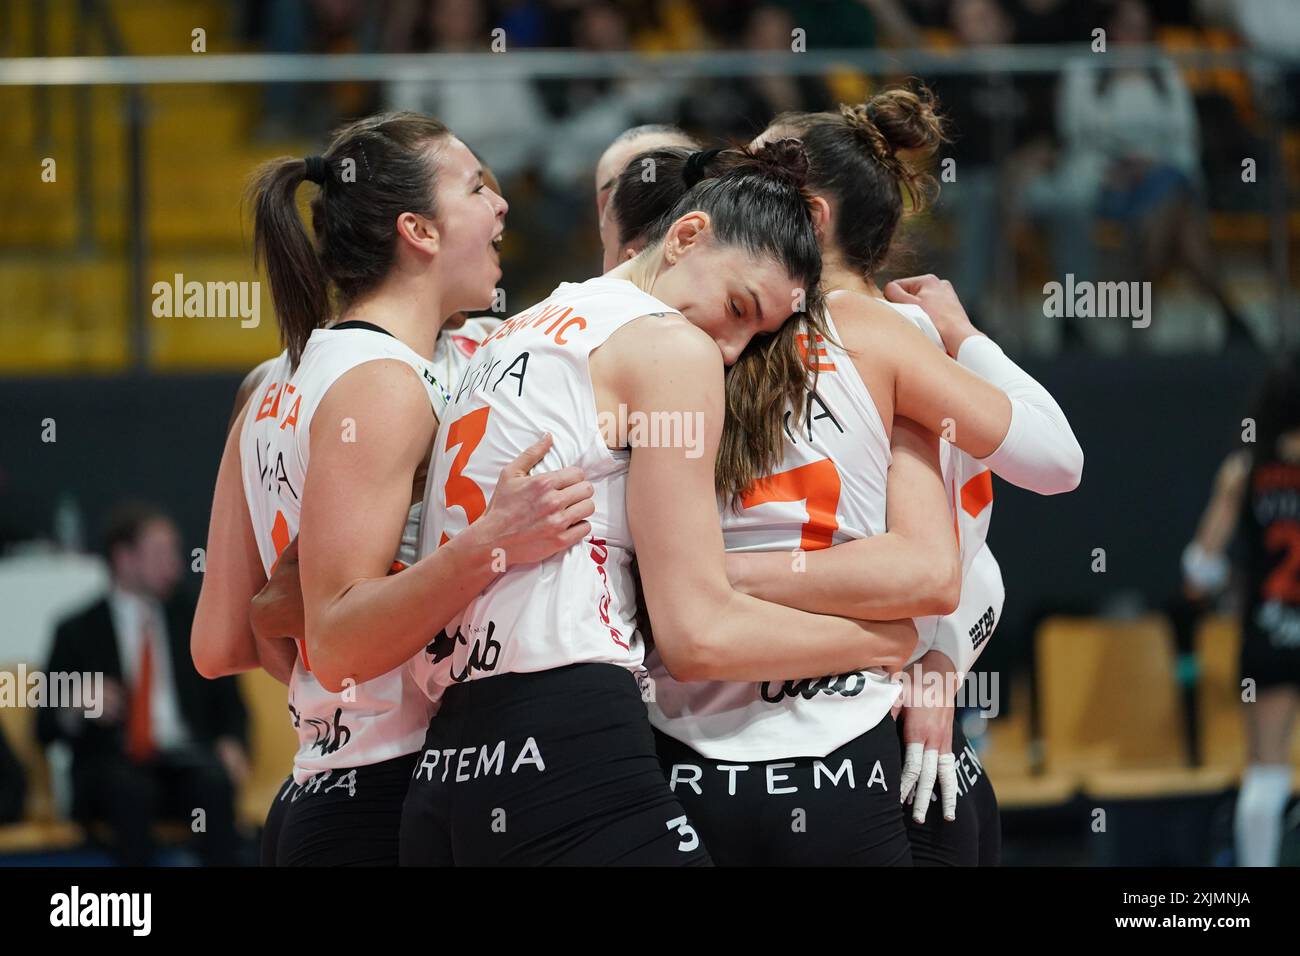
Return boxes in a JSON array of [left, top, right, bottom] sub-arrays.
[[741, 458, 842, 551], [440, 406, 492, 546], [1263, 521, 1300, 603]]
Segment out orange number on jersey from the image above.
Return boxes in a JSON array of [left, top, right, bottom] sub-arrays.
[[741, 458, 842, 551], [440, 406, 492, 546], [1262, 522, 1300, 603]]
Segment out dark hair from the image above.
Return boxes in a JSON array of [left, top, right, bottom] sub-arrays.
[[248, 111, 452, 366], [610, 145, 695, 246], [1248, 354, 1300, 467], [789, 84, 946, 280], [611, 139, 831, 502], [102, 501, 172, 562]]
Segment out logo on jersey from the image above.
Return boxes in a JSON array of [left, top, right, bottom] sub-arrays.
[[426, 620, 501, 683], [302, 707, 352, 756], [759, 671, 870, 704], [969, 605, 997, 653], [589, 538, 628, 649]]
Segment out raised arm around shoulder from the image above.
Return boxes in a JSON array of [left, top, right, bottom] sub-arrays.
[[832, 291, 1083, 495], [193, 404, 268, 678], [607, 315, 917, 682]]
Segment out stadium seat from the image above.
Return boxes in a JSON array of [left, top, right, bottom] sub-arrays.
[[0, 666, 83, 852], [1036, 616, 1234, 800], [969, 675, 1078, 810]]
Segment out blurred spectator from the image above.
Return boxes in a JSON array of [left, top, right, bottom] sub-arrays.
[[1011, 0, 1102, 44], [930, 0, 1043, 326], [679, 4, 835, 140], [1221, 0, 1300, 122], [246, 0, 385, 139], [773, 0, 920, 48], [0, 724, 24, 825], [534, 2, 687, 214], [1022, 0, 1251, 343], [387, 0, 549, 181], [36, 502, 249, 866]]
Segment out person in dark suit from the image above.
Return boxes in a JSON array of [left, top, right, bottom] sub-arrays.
[[36, 502, 249, 865]]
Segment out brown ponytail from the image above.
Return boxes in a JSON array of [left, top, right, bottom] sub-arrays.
[[716, 307, 837, 506], [249, 158, 331, 366], [248, 111, 452, 367]]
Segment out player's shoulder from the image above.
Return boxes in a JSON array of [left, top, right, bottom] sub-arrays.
[[823, 289, 929, 353], [321, 357, 434, 421], [616, 311, 715, 362]]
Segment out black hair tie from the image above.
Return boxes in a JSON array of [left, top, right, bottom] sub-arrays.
[[303, 155, 328, 185], [682, 147, 725, 188]]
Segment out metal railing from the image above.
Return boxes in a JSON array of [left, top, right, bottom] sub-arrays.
[[1, 42, 1295, 365]]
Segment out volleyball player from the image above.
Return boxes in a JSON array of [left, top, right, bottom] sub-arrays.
[[399, 140, 923, 866], [192, 113, 595, 865], [1183, 355, 1300, 867], [602, 91, 1082, 864]]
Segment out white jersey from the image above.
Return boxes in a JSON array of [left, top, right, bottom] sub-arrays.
[[883, 302, 1005, 672], [648, 302, 1007, 762], [646, 309, 903, 762], [240, 324, 454, 784], [410, 276, 674, 702]]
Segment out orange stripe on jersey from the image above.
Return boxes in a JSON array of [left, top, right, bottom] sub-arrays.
[[960, 470, 994, 518]]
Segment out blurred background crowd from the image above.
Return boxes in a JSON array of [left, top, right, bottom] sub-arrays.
[[0, 0, 1297, 866]]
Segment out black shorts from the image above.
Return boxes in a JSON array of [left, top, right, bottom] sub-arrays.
[[399, 663, 712, 866], [899, 717, 1001, 867], [261, 751, 417, 866], [653, 715, 912, 866], [1240, 610, 1300, 692]]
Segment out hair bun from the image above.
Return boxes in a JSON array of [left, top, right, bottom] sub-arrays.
[[748, 137, 811, 190]]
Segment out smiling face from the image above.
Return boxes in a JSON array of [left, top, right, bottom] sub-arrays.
[[649, 213, 803, 366], [430, 136, 508, 313]]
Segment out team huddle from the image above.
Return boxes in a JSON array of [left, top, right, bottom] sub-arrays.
[[192, 88, 1084, 866]]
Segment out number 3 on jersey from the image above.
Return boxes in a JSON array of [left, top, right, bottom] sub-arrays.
[[741, 458, 842, 551], [439, 406, 492, 546]]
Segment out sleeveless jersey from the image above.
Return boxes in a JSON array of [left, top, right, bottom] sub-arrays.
[[239, 325, 452, 784], [646, 308, 902, 761], [410, 276, 676, 703], [1241, 456, 1300, 649]]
